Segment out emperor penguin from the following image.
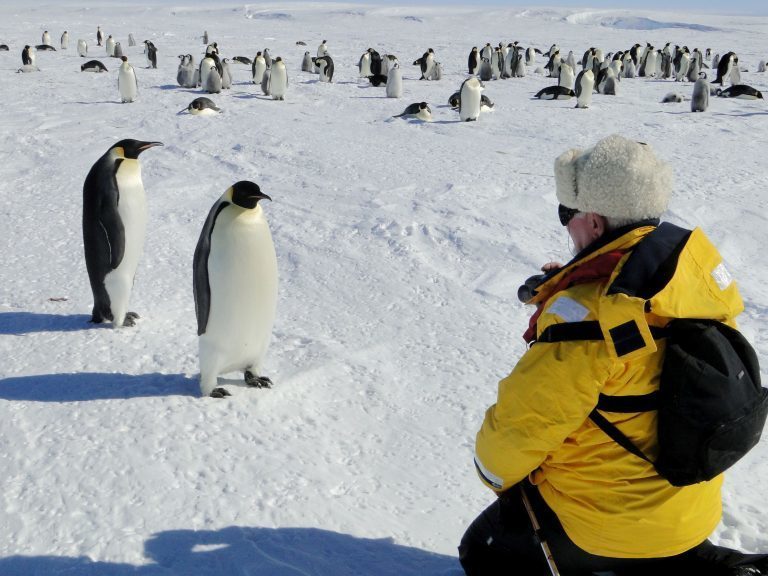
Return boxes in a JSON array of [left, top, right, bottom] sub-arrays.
[[220, 58, 232, 89], [393, 102, 432, 121], [459, 77, 484, 121], [203, 30, 208, 45], [96, 26, 103, 46], [61, 31, 69, 50], [386, 62, 403, 98], [77, 38, 88, 57], [260, 68, 271, 96], [128, 33, 136, 47], [117, 56, 138, 102], [691, 72, 709, 112], [82, 139, 163, 328], [314, 55, 334, 82], [358, 49, 372, 77], [263, 47, 273, 69], [252, 51, 266, 84], [478, 58, 492, 82], [193, 181, 278, 398], [525, 46, 536, 66], [144, 40, 157, 69], [21, 45, 34, 66], [558, 62, 575, 90], [106, 35, 115, 56], [574, 69, 594, 108], [205, 66, 223, 94], [317, 39, 328, 57], [183, 96, 221, 115], [42, 31, 51, 46], [269, 57, 288, 100], [468, 46, 480, 75], [113, 42, 123, 60], [301, 51, 313, 72]]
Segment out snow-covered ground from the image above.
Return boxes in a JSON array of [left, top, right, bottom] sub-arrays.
[[1, 2, 767, 574]]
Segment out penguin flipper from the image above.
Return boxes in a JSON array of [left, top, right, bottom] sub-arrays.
[[99, 170, 126, 270], [193, 200, 228, 336]]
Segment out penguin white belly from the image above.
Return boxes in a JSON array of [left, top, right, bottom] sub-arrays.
[[460, 89, 481, 121], [103, 160, 146, 327], [253, 59, 266, 84], [270, 66, 287, 99], [118, 66, 137, 102], [200, 209, 278, 381], [386, 67, 402, 98]]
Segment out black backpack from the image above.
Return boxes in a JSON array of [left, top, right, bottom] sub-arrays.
[[588, 318, 768, 486], [535, 223, 768, 486]]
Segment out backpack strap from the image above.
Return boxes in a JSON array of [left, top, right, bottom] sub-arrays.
[[537, 321, 667, 344], [588, 409, 654, 465]]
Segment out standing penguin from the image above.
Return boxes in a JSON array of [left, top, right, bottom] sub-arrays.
[[301, 51, 313, 72], [268, 57, 288, 100], [314, 55, 334, 82], [96, 26, 104, 47], [574, 69, 594, 108], [317, 39, 328, 57], [106, 35, 115, 56], [113, 42, 123, 60], [691, 72, 709, 112], [42, 31, 51, 46], [459, 77, 484, 121], [77, 38, 88, 57], [559, 62, 575, 90], [21, 45, 33, 66], [144, 40, 158, 69], [60, 31, 69, 50], [252, 51, 266, 84], [468, 46, 480, 75], [128, 33, 136, 47], [118, 56, 138, 102], [82, 139, 163, 327], [193, 181, 277, 398], [220, 58, 232, 89], [386, 62, 402, 98]]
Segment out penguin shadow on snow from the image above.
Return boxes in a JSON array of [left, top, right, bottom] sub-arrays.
[[0, 372, 198, 402], [0, 526, 461, 576], [0, 311, 103, 335]]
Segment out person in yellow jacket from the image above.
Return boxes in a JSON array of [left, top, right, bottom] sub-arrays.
[[459, 134, 768, 576]]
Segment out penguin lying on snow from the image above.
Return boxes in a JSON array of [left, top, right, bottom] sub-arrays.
[[716, 84, 763, 99], [393, 102, 432, 121], [182, 97, 221, 115], [81, 59, 108, 72], [194, 181, 278, 398], [660, 92, 685, 103], [82, 139, 163, 328], [534, 85, 575, 100], [232, 56, 252, 65]]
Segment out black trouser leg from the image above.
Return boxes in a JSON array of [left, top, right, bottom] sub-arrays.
[[459, 484, 552, 576]]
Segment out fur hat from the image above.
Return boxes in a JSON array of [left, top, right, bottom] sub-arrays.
[[554, 134, 672, 220]]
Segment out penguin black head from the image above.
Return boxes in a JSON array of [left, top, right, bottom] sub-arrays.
[[113, 139, 163, 159], [121, 56, 128, 62], [231, 181, 271, 209]]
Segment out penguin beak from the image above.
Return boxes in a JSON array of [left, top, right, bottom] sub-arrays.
[[138, 141, 163, 151]]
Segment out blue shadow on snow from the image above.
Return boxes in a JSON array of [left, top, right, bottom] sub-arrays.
[[0, 526, 462, 576], [0, 312, 99, 335], [0, 372, 198, 402]]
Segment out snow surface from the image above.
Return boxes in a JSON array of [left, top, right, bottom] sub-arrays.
[[1, 2, 767, 574]]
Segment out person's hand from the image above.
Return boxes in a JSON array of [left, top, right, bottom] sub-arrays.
[[541, 261, 562, 272]]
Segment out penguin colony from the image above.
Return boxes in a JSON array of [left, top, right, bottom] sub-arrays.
[[4, 18, 764, 398]]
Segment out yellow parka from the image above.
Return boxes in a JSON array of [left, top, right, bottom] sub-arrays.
[[474, 222, 744, 558]]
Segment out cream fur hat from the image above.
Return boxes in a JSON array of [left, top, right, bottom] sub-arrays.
[[554, 134, 672, 220]]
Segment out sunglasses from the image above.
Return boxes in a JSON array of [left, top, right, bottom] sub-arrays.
[[558, 204, 580, 226]]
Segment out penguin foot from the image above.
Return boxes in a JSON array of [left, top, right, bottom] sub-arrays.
[[210, 387, 231, 398], [122, 312, 140, 327], [245, 371, 273, 388]]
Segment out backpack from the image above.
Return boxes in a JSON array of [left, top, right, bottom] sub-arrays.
[[588, 318, 768, 486], [536, 223, 768, 486]]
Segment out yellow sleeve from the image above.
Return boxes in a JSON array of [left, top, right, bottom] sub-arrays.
[[474, 340, 609, 492]]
